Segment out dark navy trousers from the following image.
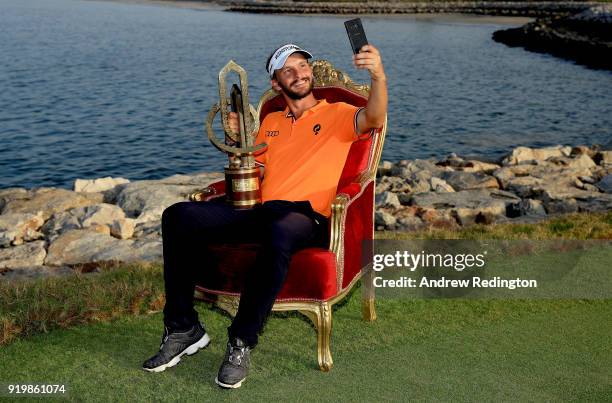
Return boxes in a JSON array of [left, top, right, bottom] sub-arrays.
[[161, 198, 328, 347]]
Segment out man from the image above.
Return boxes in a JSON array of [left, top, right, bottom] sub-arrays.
[[142, 43, 387, 388]]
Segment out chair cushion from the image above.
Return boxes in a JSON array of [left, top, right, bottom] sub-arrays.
[[196, 244, 338, 302]]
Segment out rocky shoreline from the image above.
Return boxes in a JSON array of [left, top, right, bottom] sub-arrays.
[[493, 5, 612, 70], [223, 1, 600, 17], [1, 145, 610, 282]]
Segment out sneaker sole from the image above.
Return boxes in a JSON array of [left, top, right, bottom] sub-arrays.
[[143, 332, 211, 373], [215, 377, 244, 389]]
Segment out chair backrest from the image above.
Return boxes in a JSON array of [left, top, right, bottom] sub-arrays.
[[256, 60, 387, 190]]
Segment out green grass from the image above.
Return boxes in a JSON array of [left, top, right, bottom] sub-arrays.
[[379, 211, 612, 240], [0, 211, 610, 400], [0, 295, 610, 401]]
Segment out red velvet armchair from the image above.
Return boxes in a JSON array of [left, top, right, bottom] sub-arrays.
[[193, 60, 387, 371]]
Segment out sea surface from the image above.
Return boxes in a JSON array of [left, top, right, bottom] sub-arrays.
[[1, 0, 611, 189]]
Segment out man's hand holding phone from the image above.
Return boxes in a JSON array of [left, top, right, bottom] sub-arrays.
[[353, 45, 385, 82]]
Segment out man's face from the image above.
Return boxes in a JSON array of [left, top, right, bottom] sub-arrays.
[[271, 53, 314, 100]]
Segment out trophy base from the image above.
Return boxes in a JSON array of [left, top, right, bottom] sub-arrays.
[[224, 166, 261, 209]]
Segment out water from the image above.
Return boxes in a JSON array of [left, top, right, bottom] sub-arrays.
[[1, 0, 611, 189]]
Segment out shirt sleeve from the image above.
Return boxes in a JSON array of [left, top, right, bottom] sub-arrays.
[[335, 102, 371, 142]]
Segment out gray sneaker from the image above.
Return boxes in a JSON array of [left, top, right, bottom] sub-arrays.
[[142, 322, 210, 373], [215, 337, 251, 389]]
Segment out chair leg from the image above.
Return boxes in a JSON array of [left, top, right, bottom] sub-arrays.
[[300, 302, 333, 372], [362, 269, 377, 322]]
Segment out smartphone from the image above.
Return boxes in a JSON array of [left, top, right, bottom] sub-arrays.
[[344, 18, 368, 54]]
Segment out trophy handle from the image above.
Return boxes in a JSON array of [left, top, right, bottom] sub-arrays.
[[206, 102, 266, 155], [219, 60, 257, 142]]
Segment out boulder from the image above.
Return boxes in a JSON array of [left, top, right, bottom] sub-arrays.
[[0, 241, 46, 269], [507, 199, 547, 218], [375, 211, 396, 229], [375, 191, 401, 209], [0, 212, 44, 247], [90, 237, 162, 263], [45, 228, 162, 266], [502, 145, 571, 165], [42, 203, 126, 237], [545, 154, 596, 170], [0, 188, 29, 213], [377, 161, 393, 177], [595, 151, 612, 167], [440, 171, 499, 191], [115, 173, 222, 224], [45, 229, 120, 266], [2, 188, 97, 220], [596, 174, 612, 193], [74, 176, 130, 193], [430, 177, 455, 193], [134, 220, 162, 238], [110, 218, 135, 240], [408, 189, 520, 226]]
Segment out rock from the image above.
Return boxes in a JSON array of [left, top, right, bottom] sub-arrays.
[[507, 199, 547, 218], [501, 145, 571, 166], [440, 171, 499, 191], [133, 221, 162, 238], [45, 228, 162, 266], [375, 191, 400, 209], [417, 207, 458, 229], [596, 174, 612, 193], [74, 176, 130, 193], [80, 203, 126, 227], [546, 154, 596, 170], [573, 193, 612, 212], [397, 215, 425, 231], [408, 189, 520, 226], [377, 161, 393, 177], [571, 145, 599, 159], [493, 6, 612, 70], [543, 198, 579, 215], [2, 188, 98, 221], [110, 218, 135, 240], [375, 211, 396, 228], [430, 177, 455, 193], [409, 179, 431, 194], [0, 188, 29, 213], [45, 230, 120, 266], [436, 156, 500, 173], [41, 203, 126, 238], [0, 212, 44, 247], [0, 241, 46, 268], [90, 237, 162, 263], [376, 176, 411, 193], [115, 173, 222, 224], [594, 151, 612, 167]]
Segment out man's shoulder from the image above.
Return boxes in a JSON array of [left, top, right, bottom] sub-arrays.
[[320, 100, 358, 115]]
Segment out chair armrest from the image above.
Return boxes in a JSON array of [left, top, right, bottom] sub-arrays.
[[329, 175, 375, 292], [189, 180, 226, 202]]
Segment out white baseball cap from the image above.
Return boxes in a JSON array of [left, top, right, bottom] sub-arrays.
[[267, 43, 313, 78]]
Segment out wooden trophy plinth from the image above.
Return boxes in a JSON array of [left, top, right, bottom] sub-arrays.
[[224, 166, 261, 209]]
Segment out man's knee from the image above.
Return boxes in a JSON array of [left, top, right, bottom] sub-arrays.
[[162, 201, 193, 232], [268, 213, 313, 251]]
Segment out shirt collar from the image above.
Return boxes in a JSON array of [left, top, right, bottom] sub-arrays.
[[284, 99, 328, 119]]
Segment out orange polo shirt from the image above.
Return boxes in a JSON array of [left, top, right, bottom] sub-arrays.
[[254, 99, 366, 218]]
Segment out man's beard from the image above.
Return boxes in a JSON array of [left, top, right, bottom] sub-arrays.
[[278, 77, 314, 100]]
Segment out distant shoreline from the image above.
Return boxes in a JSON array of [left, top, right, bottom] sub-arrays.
[[94, 0, 602, 19]]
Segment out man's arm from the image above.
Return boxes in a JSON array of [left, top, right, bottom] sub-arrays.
[[353, 44, 387, 134]]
